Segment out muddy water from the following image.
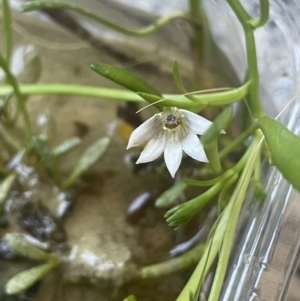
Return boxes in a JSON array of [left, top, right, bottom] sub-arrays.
[[0, 4, 230, 301]]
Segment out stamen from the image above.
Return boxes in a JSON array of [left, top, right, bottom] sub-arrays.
[[165, 114, 180, 129]]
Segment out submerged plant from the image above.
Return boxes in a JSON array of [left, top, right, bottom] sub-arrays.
[[0, 0, 300, 300]]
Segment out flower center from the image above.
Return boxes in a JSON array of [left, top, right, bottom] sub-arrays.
[[164, 114, 180, 129]]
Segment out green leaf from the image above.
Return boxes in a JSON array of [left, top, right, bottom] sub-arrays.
[[217, 173, 238, 215], [258, 116, 300, 191], [91, 63, 161, 96], [254, 180, 266, 200], [136, 92, 162, 104], [182, 165, 235, 187], [165, 197, 207, 229], [201, 107, 232, 146], [52, 137, 81, 157], [204, 140, 222, 173], [136, 92, 199, 110], [3, 233, 54, 261], [123, 295, 137, 301], [0, 123, 21, 152], [172, 61, 198, 102], [165, 181, 224, 228], [5, 261, 58, 295], [135, 92, 163, 109], [64, 137, 110, 189], [31, 135, 61, 184], [200, 108, 232, 173], [155, 182, 187, 208], [0, 173, 16, 212]]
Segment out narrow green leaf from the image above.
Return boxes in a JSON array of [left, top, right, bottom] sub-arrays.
[[5, 261, 58, 295], [31, 135, 61, 184], [258, 116, 300, 191], [165, 181, 224, 228], [217, 173, 238, 215], [200, 108, 232, 174], [135, 92, 164, 109], [204, 140, 222, 173], [189, 291, 198, 301], [123, 295, 137, 301], [182, 169, 235, 187], [138, 243, 204, 280], [172, 61, 198, 102], [52, 137, 81, 157], [3, 233, 54, 261], [64, 137, 110, 189], [0, 123, 21, 152], [0, 173, 16, 212], [136, 92, 198, 110], [201, 107, 232, 146], [155, 182, 187, 208], [91, 63, 161, 96]]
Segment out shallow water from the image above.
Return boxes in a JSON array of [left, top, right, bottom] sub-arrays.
[[0, 3, 232, 301]]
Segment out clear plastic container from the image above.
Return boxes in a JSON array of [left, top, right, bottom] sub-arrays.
[[55, 0, 300, 299], [201, 1, 300, 300], [6, 0, 300, 300]]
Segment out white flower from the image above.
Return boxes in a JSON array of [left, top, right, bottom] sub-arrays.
[[126, 107, 215, 178]]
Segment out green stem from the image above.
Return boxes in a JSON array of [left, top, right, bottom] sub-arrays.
[[208, 132, 262, 301], [228, 0, 265, 119], [219, 121, 258, 159], [2, 0, 12, 65], [0, 81, 249, 108], [0, 83, 141, 100], [253, 152, 265, 199], [182, 169, 236, 187], [0, 124, 21, 153], [217, 173, 238, 215], [248, 0, 269, 28], [188, 0, 205, 88], [138, 243, 205, 280], [166, 179, 228, 228], [0, 52, 32, 143], [192, 81, 250, 106], [175, 140, 252, 301], [21, 1, 197, 37], [175, 193, 231, 300]]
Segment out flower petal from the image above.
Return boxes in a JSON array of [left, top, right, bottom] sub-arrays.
[[164, 141, 182, 178], [136, 138, 166, 164], [127, 116, 157, 149], [179, 109, 213, 135], [182, 132, 208, 163]]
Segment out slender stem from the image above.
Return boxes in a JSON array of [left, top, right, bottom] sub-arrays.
[[166, 179, 226, 228], [138, 243, 205, 280], [217, 173, 238, 215], [228, 0, 264, 119], [0, 83, 141, 100], [0, 81, 250, 108], [2, 0, 12, 65], [253, 152, 265, 199], [175, 142, 251, 301], [248, 0, 269, 28], [175, 192, 231, 300], [219, 121, 258, 159], [0, 124, 21, 153], [0, 53, 31, 142], [208, 132, 262, 301], [188, 0, 205, 88], [21, 1, 197, 37]]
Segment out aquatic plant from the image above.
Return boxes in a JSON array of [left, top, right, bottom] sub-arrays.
[[0, 0, 299, 301]]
